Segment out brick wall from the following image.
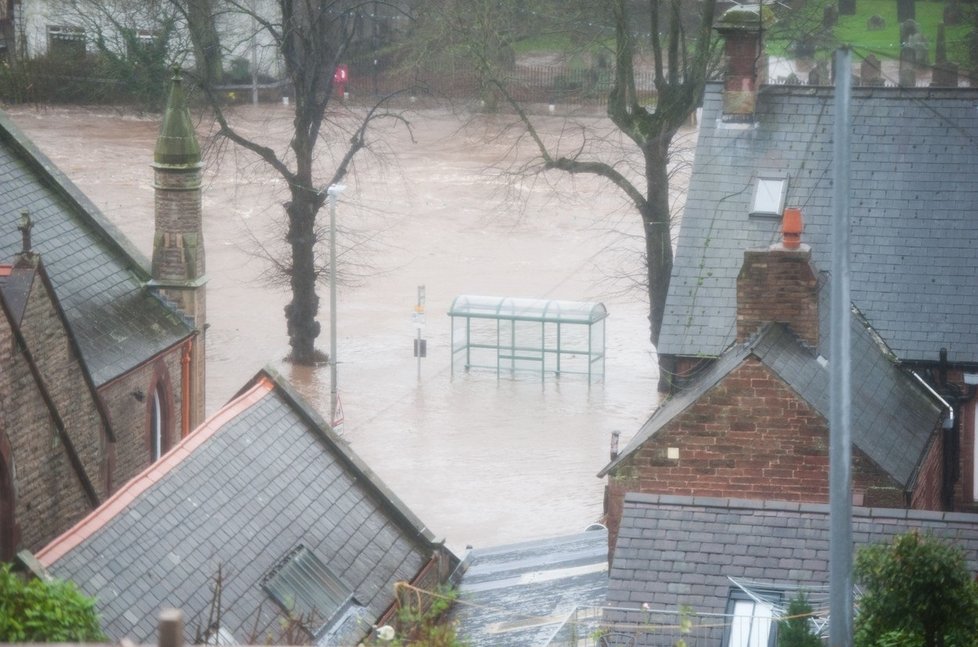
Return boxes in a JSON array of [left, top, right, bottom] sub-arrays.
[[152, 165, 204, 282], [16, 265, 109, 495], [911, 430, 944, 510], [954, 385, 977, 513], [736, 246, 819, 346], [99, 347, 185, 490], [604, 359, 906, 556], [0, 315, 94, 553]]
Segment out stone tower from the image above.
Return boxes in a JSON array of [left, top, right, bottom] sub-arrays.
[[151, 69, 206, 430]]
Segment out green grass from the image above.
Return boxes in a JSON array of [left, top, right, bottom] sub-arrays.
[[833, 0, 970, 64]]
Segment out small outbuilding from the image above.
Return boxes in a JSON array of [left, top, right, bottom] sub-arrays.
[[448, 295, 607, 382]]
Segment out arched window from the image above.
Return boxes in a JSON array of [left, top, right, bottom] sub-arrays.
[[150, 382, 167, 462], [146, 364, 174, 464]]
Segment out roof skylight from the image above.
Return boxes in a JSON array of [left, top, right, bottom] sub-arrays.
[[751, 177, 788, 217]]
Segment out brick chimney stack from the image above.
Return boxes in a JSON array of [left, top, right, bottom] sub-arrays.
[[715, 5, 773, 121], [736, 208, 819, 346]]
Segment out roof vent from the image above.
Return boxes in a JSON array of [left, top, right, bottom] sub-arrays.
[[782, 207, 802, 249]]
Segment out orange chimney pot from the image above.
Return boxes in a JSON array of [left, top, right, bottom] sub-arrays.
[[782, 207, 803, 249]]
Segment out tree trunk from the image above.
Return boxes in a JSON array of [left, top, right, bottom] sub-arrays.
[[642, 136, 674, 349], [186, 0, 223, 88], [284, 192, 322, 364]]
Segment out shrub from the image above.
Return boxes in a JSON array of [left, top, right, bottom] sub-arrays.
[[0, 563, 106, 642], [778, 592, 822, 647], [854, 531, 978, 647]]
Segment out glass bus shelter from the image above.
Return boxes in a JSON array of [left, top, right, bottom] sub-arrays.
[[448, 295, 608, 382]]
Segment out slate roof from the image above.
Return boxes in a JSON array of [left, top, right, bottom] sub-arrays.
[[448, 529, 609, 647], [659, 84, 978, 365], [38, 368, 449, 645], [601, 314, 944, 489], [607, 493, 978, 643], [0, 110, 191, 385]]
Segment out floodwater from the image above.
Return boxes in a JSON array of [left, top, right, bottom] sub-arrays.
[[8, 101, 694, 552]]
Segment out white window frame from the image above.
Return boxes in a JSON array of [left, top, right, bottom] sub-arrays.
[[750, 176, 788, 218]]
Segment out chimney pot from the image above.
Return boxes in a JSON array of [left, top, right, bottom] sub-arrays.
[[782, 207, 802, 249]]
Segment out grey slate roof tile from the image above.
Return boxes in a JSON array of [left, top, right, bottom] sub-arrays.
[[604, 300, 943, 487], [608, 494, 978, 645], [41, 369, 448, 645], [0, 112, 191, 384], [661, 85, 978, 363]]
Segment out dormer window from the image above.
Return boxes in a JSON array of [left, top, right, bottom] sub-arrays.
[[750, 176, 788, 218]]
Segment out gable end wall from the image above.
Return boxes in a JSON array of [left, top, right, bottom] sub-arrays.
[[605, 359, 906, 556]]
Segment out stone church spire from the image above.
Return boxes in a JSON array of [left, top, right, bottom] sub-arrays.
[[151, 68, 206, 430]]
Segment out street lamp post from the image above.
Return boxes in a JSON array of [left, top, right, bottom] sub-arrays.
[[327, 184, 345, 426]]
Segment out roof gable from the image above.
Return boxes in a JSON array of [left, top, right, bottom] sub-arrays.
[[39, 368, 447, 644], [660, 85, 978, 364], [0, 111, 191, 384], [603, 318, 943, 487]]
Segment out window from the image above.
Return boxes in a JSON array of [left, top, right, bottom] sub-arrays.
[[47, 26, 86, 61], [150, 383, 166, 462], [261, 545, 358, 636], [973, 401, 978, 502], [724, 589, 780, 647], [750, 177, 788, 217]]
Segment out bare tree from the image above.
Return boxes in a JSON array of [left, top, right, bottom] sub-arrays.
[[203, 0, 414, 364], [500, 0, 718, 348]]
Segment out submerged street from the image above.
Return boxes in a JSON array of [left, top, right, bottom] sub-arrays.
[[9, 102, 694, 552]]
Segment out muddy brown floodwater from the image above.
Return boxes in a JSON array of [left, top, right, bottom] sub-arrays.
[[8, 101, 695, 553]]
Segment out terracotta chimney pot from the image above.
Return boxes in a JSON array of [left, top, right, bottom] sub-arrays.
[[782, 207, 803, 249]]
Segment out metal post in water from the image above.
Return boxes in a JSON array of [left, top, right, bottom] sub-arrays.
[[327, 184, 345, 426], [829, 46, 853, 647]]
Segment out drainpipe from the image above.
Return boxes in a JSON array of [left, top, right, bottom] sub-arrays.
[[182, 339, 192, 438]]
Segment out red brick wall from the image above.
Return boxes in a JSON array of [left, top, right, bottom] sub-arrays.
[[955, 390, 977, 513], [911, 431, 943, 510], [605, 359, 906, 556], [736, 247, 819, 346], [99, 347, 185, 490]]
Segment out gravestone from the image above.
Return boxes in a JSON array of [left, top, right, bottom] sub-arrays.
[[900, 19, 919, 49], [867, 15, 886, 31], [899, 45, 917, 87], [795, 35, 817, 58], [936, 23, 947, 64], [860, 54, 884, 86], [839, 0, 856, 15], [943, 0, 962, 25], [897, 0, 915, 22], [908, 32, 929, 66], [931, 62, 959, 87], [823, 4, 838, 28]]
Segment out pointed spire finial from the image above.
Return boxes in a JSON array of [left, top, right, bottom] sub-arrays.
[[154, 66, 201, 167], [18, 209, 33, 254]]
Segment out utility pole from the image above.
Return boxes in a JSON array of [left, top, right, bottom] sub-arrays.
[[829, 46, 853, 647], [327, 184, 345, 426]]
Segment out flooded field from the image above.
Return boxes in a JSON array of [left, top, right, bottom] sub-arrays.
[[7, 101, 694, 552]]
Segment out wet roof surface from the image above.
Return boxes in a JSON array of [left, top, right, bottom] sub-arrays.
[[0, 111, 191, 384], [660, 84, 978, 364], [41, 370, 444, 645], [449, 530, 609, 646]]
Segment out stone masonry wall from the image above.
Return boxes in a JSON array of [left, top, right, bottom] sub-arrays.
[[17, 266, 109, 495], [0, 314, 94, 553], [99, 346, 185, 490], [605, 359, 906, 556]]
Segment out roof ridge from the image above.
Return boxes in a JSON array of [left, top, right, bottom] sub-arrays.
[[36, 376, 274, 566]]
